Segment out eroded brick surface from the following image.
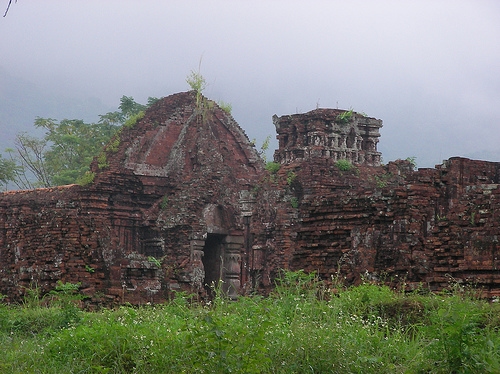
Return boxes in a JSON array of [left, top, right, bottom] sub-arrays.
[[1, 93, 499, 304]]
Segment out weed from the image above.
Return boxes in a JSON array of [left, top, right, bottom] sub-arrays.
[[186, 60, 207, 112], [186, 70, 207, 95], [160, 195, 169, 210], [286, 170, 297, 185], [375, 175, 388, 188], [265, 161, 281, 174], [336, 109, 353, 124], [374, 173, 392, 188], [148, 256, 162, 268], [265, 161, 281, 184], [336, 159, 354, 171], [85, 265, 95, 273], [258, 135, 272, 163], [406, 156, 417, 170], [107, 132, 121, 152], [2, 271, 500, 373], [218, 100, 232, 114]]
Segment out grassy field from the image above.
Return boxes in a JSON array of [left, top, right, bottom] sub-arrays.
[[1, 271, 499, 373]]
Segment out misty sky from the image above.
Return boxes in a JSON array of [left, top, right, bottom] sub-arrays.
[[1, 0, 499, 167]]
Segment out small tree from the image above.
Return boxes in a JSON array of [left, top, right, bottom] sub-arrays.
[[6, 95, 154, 189]]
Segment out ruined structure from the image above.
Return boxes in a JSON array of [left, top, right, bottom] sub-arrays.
[[273, 109, 382, 166], [1, 91, 499, 304]]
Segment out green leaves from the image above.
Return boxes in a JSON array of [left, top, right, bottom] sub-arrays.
[[2, 276, 500, 373], [186, 70, 207, 94], [4, 95, 153, 189], [0, 153, 19, 189], [336, 109, 353, 124], [336, 159, 354, 171]]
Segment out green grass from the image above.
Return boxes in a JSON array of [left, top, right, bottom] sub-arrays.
[[1, 273, 499, 373]]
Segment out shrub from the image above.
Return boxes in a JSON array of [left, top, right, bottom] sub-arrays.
[[97, 152, 108, 169], [123, 111, 145, 128], [336, 109, 353, 124], [76, 171, 95, 186], [336, 159, 353, 171], [107, 131, 122, 152], [406, 156, 417, 170], [265, 161, 281, 174], [2, 271, 500, 373]]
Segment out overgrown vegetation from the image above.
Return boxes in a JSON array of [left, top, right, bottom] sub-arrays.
[[185, 67, 232, 123], [265, 161, 281, 174], [1, 96, 157, 189], [186, 62, 207, 112], [336, 109, 353, 124], [123, 111, 145, 129], [160, 195, 169, 210], [75, 171, 95, 186], [406, 156, 417, 170], [374, 172, 392, 188], [96, 152, 109, 170], [336, 159, 354, 171], [1, 272, 499, 373], [218, 100, 232, 114], [286, 170, 297, 185]]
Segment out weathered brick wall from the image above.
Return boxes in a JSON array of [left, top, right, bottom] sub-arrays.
[[251, 156, 500, 297], [0, 91, 264, 304], [1, 92, 499, 304]]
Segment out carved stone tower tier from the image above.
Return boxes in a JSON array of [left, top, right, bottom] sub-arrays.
[[273, 109, 382, 166]]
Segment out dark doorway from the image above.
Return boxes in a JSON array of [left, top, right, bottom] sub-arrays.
[[202, 234, 225, 296]]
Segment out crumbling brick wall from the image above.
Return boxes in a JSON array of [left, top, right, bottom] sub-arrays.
[[1, 92, 499, 304], [251, 156, 500, 298], [0, 91, 264, 304]]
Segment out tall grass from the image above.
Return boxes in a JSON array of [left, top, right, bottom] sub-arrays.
[[1, 272, 499, 373]]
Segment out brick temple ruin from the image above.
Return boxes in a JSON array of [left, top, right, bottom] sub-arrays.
[[1, 91, 499, 304]]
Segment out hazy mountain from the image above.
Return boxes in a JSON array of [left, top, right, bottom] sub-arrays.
[[0, 67, 112, 153]]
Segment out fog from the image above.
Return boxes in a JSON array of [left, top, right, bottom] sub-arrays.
[[1, 0, 499, 167]]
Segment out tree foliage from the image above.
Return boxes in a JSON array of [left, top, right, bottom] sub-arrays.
[[3, 95, 158, 189], [0, 153, 19, 190]]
